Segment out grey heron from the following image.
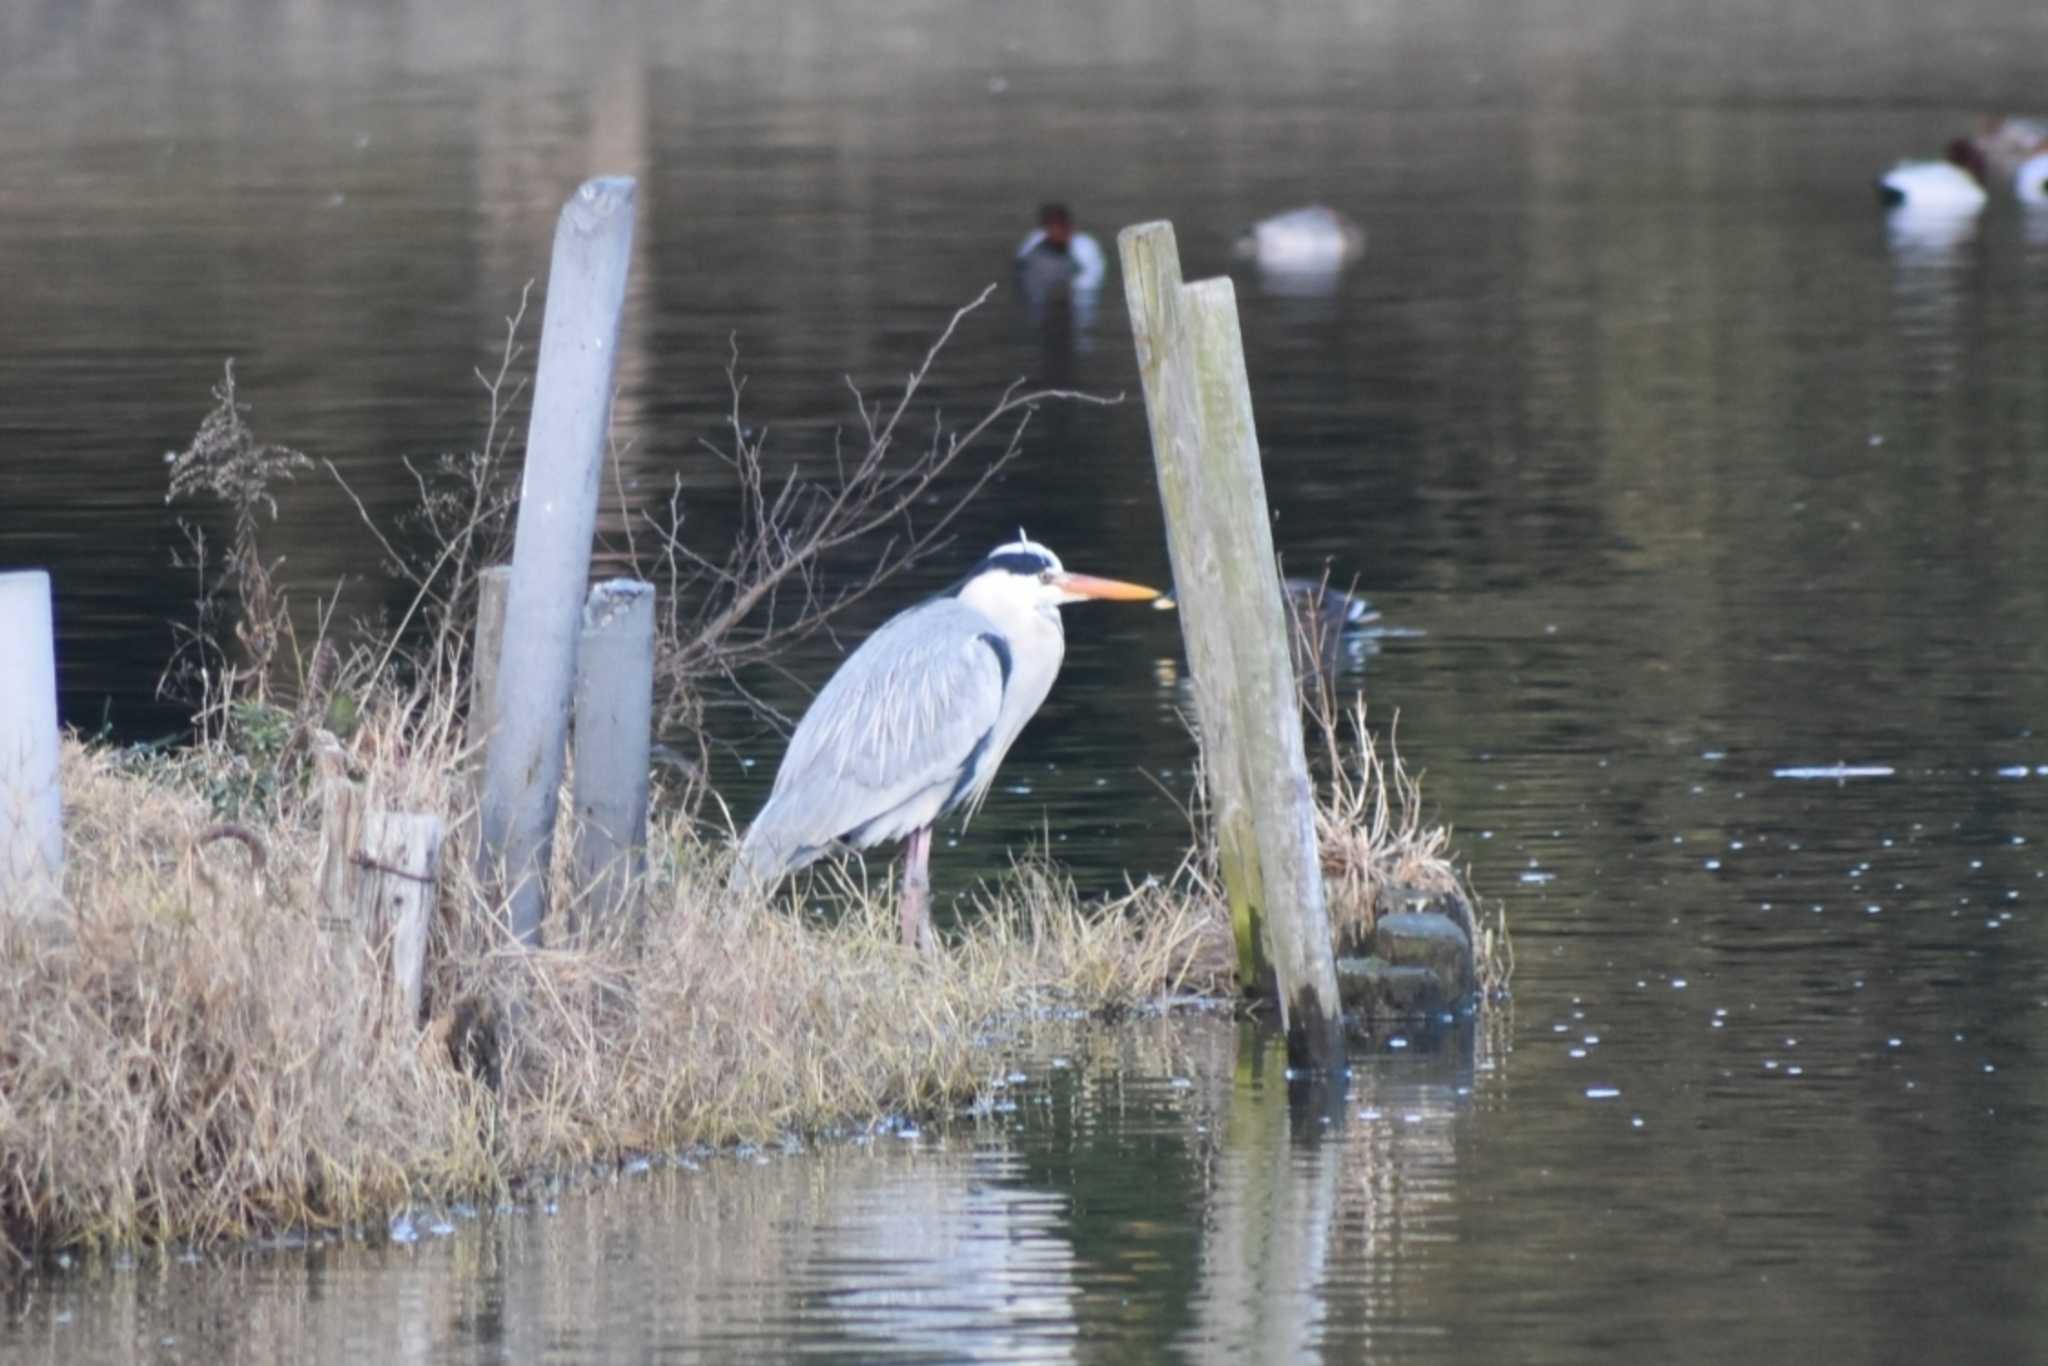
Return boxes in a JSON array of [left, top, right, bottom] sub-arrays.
[[735, 536, 1159, 950]]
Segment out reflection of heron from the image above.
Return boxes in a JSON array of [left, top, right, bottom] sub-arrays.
[[736, 537, 1158, 949]]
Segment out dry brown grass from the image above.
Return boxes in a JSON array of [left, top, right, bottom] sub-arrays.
[[0, 698, 1235, 1265], [1309, 696, 1462, 939], [1303, 682, 1510, 998], [2, 744, 485, 1255]]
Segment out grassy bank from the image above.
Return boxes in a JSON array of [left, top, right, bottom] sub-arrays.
[[0, 684, 1488, 1264]]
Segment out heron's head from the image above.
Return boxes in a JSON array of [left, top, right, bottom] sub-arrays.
[[955, 535, 1160, 621]]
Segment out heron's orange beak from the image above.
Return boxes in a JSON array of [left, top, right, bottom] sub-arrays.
[[1054, 572, 1160, 604]]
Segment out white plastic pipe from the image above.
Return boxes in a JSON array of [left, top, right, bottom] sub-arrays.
[[475, 177, 638, 945], [0, 570, 63, 913]]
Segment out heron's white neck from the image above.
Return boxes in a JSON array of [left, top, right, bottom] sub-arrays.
[[958, 573, 1065, 702]]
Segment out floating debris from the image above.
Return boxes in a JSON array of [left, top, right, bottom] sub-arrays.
[[1773, 764, 1895, 780]]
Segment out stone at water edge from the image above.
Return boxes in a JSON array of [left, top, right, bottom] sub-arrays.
[[1373, 909, 1476, 1000], [1334, 957, 1449, 1021], [1374, 876, 1479, 954], [1333, 905, 1478, 1026]]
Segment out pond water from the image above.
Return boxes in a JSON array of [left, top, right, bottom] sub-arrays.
[[7, 0, 2048, 1359]]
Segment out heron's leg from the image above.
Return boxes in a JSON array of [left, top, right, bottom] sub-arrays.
[[900, 825, 935, 953]]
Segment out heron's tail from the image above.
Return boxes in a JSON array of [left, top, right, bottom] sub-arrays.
[[730, 823, 783, 894], [730, 802, 814, 895]]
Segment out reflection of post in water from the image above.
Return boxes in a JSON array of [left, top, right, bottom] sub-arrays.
[[1184, 1027, 1340, 1363], [1187, 1022, 1478, 1364]]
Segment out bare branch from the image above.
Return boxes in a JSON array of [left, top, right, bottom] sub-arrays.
[[637, 290, 1119, 754]]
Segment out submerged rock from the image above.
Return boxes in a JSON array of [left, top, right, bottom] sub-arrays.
[[1335, 897, 1478, 1025], [1374, 910, 1475, 1001], [1335, 957, 1449, 1021]]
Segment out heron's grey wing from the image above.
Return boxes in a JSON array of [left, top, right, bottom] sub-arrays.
[[747, 599, 1007, 869]]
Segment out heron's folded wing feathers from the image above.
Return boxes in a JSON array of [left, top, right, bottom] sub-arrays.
[[760, 600, 1007, 852]]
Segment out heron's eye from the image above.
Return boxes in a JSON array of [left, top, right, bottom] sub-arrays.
[[1039, 569, 1055, 584]]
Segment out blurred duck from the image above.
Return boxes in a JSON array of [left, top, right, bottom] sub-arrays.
[[2017, 151, 2048, 208], [1968, 116, 2048, 183], [1152, 575, 1380, 633], [1016, 202, 1106, 290], [1877, 117, 2048, 210], [1233, 205, 1366, 273], [1876, 140, 1989, 212], [1283, 575, 1379, 633]]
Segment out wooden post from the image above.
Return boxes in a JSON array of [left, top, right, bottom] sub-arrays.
[[1119, 220, 1345, 1071], [476, 176, 637, 945], [570, 577, 655, 934], [0, 570, 63, 915], [362, 811, 442, 1021], [316, 746, 442, 1022], [465, 564, 512, 764]]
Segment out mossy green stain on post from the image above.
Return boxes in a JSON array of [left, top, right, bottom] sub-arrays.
[[1216, 826, 1272, 993]]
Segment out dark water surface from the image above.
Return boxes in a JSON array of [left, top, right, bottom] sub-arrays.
[[8, 0, 2048, 1360]]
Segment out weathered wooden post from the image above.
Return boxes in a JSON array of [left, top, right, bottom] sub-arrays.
[[316, 744, 443, 1022], [476, 176, 637, 945], [570, 578, 655, 934], [1119, 220, 1345, 1071], [465, 564, 513, 763], [0, 570, 63, 915], [364, 811, 442, 1019]]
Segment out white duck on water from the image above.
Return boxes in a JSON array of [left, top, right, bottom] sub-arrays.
[[2017, 151, 2048, 208], [1234, 205, 1366, 274]]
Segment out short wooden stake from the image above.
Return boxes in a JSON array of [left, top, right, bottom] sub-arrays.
[[1119, 220, 1345, 1071], [570, 577, 655, 934], [476, 176, 637, 945], [362, 811, 442, 1022], [317, 745, 443, 1022], [0, 570, 63, 915]]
